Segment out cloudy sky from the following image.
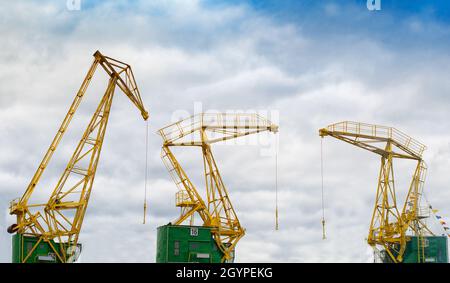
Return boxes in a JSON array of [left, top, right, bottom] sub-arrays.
[[1, 0, 450, 263]]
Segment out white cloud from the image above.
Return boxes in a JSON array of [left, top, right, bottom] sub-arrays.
[[0, 0, 449, 263]]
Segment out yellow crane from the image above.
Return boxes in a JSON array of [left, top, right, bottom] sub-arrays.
[[157, 113, 278, 262], [7, 51, 149, 263], [319, 121, 438, 263]]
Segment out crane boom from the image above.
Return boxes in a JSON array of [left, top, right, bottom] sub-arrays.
[[8, 51, 149, 263], [319, 121, 432, 263], [158, 113, 278, 262]]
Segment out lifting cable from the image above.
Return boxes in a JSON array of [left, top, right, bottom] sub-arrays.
[[275, 132, 279, 231], [143, 120, 149, 224], [321, 138, 326, 239]]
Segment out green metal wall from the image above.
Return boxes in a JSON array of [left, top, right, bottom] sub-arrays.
[[156, 225, 225, 263], [382, 236, 448, 263], [12, 234, 60, 263]]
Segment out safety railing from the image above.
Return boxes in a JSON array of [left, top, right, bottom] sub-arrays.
[[175, 190, 196, 207], [9, 198, 20, 213], [325, 121, 426, 157], [158, 113, 275, 144]]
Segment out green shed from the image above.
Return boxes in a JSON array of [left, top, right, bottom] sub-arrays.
[[156, 224, 228, 263], [12, 234, 81, 263], [382, 236, 448, 263]]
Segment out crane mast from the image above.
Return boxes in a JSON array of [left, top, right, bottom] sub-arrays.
[[158, 113, 278, 262], [8, 51, 149, 263], [319, 121, 433, 263]]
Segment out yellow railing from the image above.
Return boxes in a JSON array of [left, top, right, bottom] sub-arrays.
[[9, 198, 19, 212], [175, 190, 195, 207], [326, 121, 426, 157], [158, 113, 273, 144]]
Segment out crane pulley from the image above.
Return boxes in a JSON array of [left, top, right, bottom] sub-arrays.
[[158, 113, 278, 262], [319, 121, 433, 263], [8, 51, 149, 263]]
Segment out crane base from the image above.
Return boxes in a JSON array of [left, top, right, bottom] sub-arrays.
[[12, 234, 81, 263], [381, 236, 448, 263]]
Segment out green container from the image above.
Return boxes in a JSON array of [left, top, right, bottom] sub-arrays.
[[156, 225, 226, 263], [382, 236, 448, 263], [12, 234, 59, 263], [12, 234, 81, 263]]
